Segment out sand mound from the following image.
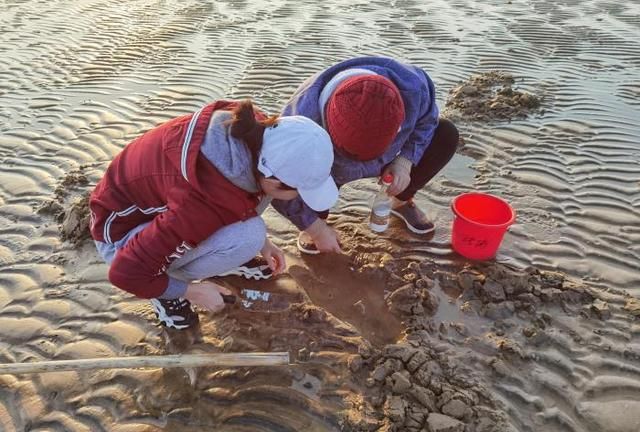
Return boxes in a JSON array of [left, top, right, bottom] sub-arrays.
[[348, 337, 503, 432], [60, 194, 91, 245], [38, 168, 93, 246], [337, 255, 610, 432], [443, 71, 541, 122]]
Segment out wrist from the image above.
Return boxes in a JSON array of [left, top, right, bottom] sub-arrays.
[[392, 156, 413, 172], [261, 236, 271, 251], [305, 218, 327, 237]]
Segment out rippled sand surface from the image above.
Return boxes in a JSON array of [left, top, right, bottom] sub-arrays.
[[1, 1, 639, 431]]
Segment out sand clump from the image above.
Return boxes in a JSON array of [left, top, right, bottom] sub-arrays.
[[338, 254, 613, 432], [38, 168, 92, 245], [443, 71, 541, 122], [452, 265, 595, 321], [347, 337, 503, 432], [59, 193, 91, 245]]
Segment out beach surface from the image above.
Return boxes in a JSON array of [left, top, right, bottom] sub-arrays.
[[0, 0, 639, 431]]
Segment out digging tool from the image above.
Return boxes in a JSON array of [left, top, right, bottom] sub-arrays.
[[221, 288, 298, 312]]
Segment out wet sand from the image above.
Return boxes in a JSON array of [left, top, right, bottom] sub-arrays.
[[1, 0, 640, 431]]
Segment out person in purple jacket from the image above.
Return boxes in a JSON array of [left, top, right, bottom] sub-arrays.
[[272, 56, 459, 254]]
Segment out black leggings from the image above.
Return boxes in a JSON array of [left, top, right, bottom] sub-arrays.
[[396, 118, 459, 201]]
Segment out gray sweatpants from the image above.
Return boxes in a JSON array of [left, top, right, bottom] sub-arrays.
[[95, 217, 266, 294]]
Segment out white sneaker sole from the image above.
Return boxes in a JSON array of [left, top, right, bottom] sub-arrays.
[[390, 210, 436, 235], [218, 265, 273, 280], [297, 235, 321, 255], [162, 321, 190, 330]]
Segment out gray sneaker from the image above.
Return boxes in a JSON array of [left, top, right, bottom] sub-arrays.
[[391, 200, 435, 234]]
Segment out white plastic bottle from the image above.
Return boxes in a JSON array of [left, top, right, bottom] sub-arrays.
[[369, 173, 394, 233]]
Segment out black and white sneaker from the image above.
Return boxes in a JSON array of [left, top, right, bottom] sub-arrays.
[[218, 257, 273, 280], [150, 298, 199, 330]]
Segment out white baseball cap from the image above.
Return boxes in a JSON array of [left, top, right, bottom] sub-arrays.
[[258, 116, 339, 212]]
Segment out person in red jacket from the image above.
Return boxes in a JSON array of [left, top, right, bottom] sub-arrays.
[[90, 100, 338, 329]]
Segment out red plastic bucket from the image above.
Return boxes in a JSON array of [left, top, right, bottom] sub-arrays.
[[451, 193, 516, 260]]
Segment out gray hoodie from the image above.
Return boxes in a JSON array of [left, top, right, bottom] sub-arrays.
[[201, 111, 271, 214]]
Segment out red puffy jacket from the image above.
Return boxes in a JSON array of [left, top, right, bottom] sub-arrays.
[[90, 100, 260, 298]]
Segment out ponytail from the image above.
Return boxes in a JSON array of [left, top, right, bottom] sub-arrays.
[[229, 100, 278, 182]]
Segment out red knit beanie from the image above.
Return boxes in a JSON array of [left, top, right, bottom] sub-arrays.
[[325, 75, 405, 161]]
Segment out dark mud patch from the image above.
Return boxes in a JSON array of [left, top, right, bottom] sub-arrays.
[[444, 71, 542, 122]]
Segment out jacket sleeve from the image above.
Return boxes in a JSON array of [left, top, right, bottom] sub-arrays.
[[108, 188, 242, 299], [271, 196, 321, 231], [282, 73, 323, 118], [399, 69, 440, 164]]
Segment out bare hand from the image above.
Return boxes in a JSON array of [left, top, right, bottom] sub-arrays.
[[183, 281, 232, 313], [305, 219, 343, 253], [383, 158, 412, 196], [261, 238, 286, 275]]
